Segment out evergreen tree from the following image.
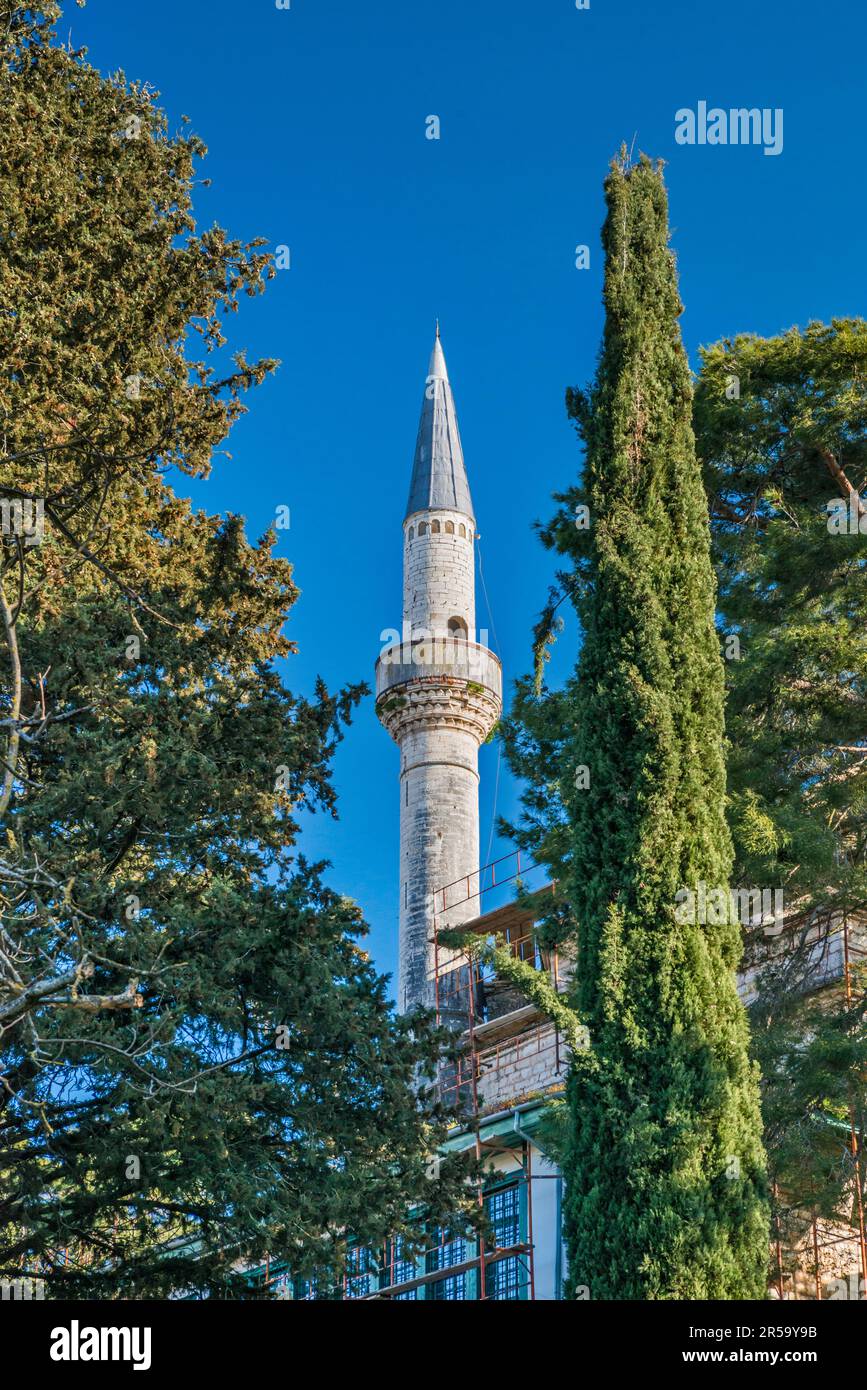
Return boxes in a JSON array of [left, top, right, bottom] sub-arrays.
[[695, 321, 867, 1260], [503, 153, 769, 1298], [0, 3, 473, 1298]]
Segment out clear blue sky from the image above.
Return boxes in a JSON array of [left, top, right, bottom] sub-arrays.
[[68, 0, 866, 990]]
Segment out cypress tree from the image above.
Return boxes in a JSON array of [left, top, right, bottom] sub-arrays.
[[552, 153, 769, 1298]]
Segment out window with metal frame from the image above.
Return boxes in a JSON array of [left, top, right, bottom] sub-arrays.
[[386, 1237, 418, 1300], [292, 1275, 322, 1301], [425, 1228, 469, 1300], [344, 1244, 377, 1299], [484, 1182, 524, 1301]]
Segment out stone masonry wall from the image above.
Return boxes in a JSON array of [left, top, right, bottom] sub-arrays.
[[392, 501, 500, 1012], [475, 1022, 566, 1113], [398, 723, 481, 1012], [404, 509, 475, 639]]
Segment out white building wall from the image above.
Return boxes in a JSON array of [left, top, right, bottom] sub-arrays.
[[528, 1144, 564, 1302], [485, 1141, 563, 1301]]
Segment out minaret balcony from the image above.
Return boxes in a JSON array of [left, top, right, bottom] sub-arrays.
[[375, 638, 502, 743]]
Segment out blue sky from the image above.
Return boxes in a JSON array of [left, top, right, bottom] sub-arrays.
[[68, 0, 866, 990]]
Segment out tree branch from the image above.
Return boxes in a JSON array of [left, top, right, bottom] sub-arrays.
[[0, 958, 142, 1026], [818, 447, 866, 516], [0, 567, 22, 816]]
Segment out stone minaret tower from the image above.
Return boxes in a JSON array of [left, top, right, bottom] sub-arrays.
[[376, 329, 502, 1013]]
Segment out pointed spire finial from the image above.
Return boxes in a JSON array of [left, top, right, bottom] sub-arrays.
[[428, 326, 448, 382], [406, 330, 473, 521]]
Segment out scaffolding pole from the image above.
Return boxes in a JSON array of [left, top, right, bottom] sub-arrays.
[[430, 849, 543, 1301]]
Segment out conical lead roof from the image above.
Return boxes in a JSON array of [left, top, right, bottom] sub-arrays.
[[405, 328, 474, 521]]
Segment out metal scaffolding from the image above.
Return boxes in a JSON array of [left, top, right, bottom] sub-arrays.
[[425, 850, 564, 1300], [431, 852, 561, 1109]]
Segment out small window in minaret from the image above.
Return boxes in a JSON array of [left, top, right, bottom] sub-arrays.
[[408, 526, 414, 541], [445, 520, 454, 534], [448, 617, 468, 640], [431, 520, 440, 534], [458, 523, 466, 538], [418, 521, 428, 536]]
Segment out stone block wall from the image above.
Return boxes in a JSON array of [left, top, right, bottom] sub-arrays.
[[404, 509, 476, 638], [475, 1022, 566, 1113], [398, 723, 481, 1012]]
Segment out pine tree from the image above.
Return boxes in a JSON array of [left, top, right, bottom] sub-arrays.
[[0, 3, 474, 1298], [504, 153, 769, 1298], [695, 320, 867, 1261]]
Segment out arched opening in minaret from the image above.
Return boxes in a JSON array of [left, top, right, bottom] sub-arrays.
[[430, 520, 441, 533], [445, 520, 454, 534], [418, 521, 428, 536], [448, 617, 468, 641]]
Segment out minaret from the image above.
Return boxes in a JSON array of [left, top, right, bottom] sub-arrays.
[[376, 329, 502, 1013]]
